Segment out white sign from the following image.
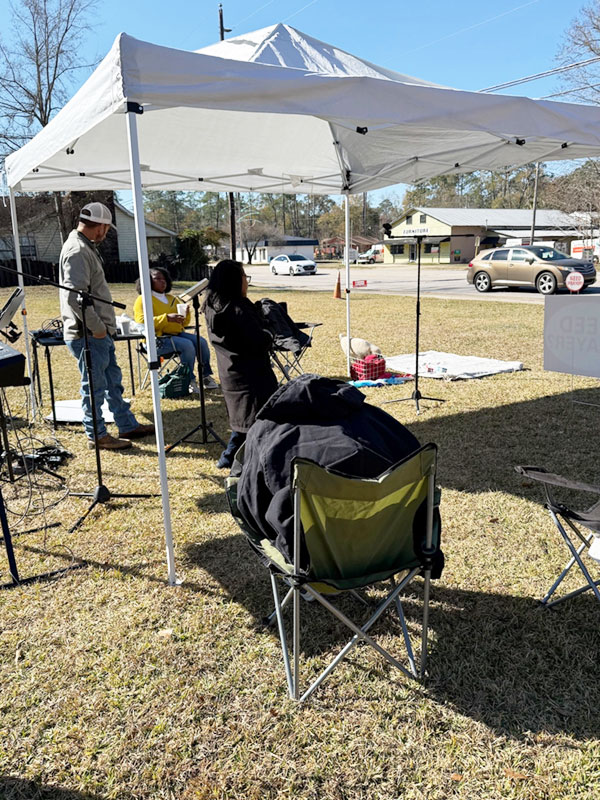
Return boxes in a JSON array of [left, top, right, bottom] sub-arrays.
[[565, 271, 584, 292], [544, 296, 600, 378]]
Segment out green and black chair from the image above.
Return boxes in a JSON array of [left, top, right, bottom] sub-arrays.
[[226, 443, 442, 702]]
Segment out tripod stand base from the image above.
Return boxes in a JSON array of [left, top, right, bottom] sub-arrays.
[[165, 421, 226, 453], [1, 561, 87, 590], [383, 389, 445, 415], [69, 484, 157, 532]]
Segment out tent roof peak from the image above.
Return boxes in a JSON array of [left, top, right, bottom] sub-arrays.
[[196, 22, 445, 88]]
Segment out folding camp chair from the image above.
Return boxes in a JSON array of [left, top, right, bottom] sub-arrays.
[[226, 443, 441, 702], [516, 466, 600, 608], [136, 337, 182, 390], [270, 321, 322, 382], [257, 297, 321, 383]]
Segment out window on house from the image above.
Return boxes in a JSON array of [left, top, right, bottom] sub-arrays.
[[420, 214, 427, 224], [391, 244, 404, 255], [406, 215, 413, 225], [0, 237, 13, 260], [424, 243, 433, 253], [0, 234, 36, 260]]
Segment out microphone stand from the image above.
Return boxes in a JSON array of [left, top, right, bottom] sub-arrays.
[[383, 236, 445, 415], [165, 293, 225, 453], [0, 263, 156, 531], [69, 292, 155, 532]]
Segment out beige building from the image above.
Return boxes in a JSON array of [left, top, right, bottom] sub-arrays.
[[383, 207, 580, 265]]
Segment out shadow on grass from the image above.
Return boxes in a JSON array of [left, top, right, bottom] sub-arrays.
[[395, 384, 600, 497], [427, 583, 600, 740], [0, 776, 113, 800], [187, 531, 600, 740]]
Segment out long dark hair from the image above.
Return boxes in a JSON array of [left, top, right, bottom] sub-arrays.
[[135, 266, 173, 295], [203, 259, 244, 311]]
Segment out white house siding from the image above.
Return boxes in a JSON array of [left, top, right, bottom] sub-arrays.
[[115, 205, 175, 262], [115, 205, 140, 262], [32, 220, 64, 262]]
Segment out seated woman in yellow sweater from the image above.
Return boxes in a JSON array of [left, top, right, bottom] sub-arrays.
[[133, 267, 217, 391]]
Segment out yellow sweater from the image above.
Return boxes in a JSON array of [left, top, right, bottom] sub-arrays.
[[133, 293, 191, 337]]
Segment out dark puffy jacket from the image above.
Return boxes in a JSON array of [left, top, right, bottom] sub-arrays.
[[236, 373, 421, 565]]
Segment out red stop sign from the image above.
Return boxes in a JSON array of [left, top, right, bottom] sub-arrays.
[[566, 271, 585, 292]]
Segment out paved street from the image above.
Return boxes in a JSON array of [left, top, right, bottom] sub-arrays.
[[247, 264, 600, 304]]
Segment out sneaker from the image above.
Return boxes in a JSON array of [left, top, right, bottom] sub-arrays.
[[88, 433, 132, 450], [189, 379, 201, 394], [119, 423, 155, 440], [203, 375, 219, 390]]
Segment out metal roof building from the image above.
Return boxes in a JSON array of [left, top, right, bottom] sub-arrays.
[[384, 207, 583, 265]]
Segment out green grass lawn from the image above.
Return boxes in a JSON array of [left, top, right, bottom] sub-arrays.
[[1, 283, 599, 800]]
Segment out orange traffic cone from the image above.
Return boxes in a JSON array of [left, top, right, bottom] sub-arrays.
[[333, 270, 342, 299]]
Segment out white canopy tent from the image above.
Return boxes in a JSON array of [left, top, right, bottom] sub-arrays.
[[7, 27, 600, 582]]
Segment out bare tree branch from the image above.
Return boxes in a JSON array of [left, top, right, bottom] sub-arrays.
[[0, 0, 100, 158]]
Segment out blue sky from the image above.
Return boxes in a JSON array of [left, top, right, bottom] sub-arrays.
[[53, 0, 581, 96], [1, 0, 587, 203]]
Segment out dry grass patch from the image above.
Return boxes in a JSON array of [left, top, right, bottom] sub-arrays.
[[0, 283, 599, 799]]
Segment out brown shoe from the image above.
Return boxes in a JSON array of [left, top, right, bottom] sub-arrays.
[[88, 433, 132, 450], [119, 423, 155, 440]]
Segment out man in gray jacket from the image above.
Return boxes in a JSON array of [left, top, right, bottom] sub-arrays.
[[60, 202, 154, 450]]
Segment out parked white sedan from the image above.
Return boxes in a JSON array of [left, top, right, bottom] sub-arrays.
[[270, 254, 317, 275]]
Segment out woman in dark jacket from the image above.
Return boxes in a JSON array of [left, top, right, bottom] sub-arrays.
[[203, 259, 278, 468]]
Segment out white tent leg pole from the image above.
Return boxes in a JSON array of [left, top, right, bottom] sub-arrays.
[[8, 188, 36, 416], [126, 109, 178, 586], [344, 193, 351, 377]]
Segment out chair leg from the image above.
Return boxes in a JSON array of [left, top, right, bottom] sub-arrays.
[[420, 570, 432, 679], [270, 573, 294, 698], [296, 575, 419, 701], [394, 596, 417, 677], [350, 588, 371, 607], [265, 586, 293, 626], [543, 513, 600, 607], [293, 582, 301, 701], [271, 351, 292, 382], [542, 539, 588, 605]]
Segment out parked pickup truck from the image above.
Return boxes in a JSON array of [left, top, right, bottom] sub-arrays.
[[357, 245, 384, 264]]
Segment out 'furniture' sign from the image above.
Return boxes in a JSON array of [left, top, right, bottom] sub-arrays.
[[544, 296, 600, 378]]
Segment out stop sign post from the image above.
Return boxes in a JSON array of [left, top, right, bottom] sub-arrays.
[[566, 271, 585, 293]]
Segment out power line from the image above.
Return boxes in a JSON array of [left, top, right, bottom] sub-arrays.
[[479, 56, 600, 92], [283, 0, 320, 23], [540, 83, 600, 100], [231, 0, 277, 31], [404, 0, 543, 56]]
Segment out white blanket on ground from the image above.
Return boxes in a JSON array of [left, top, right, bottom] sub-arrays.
[[385, 351, 524, 381]]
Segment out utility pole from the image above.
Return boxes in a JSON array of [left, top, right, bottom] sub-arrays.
[[529, 161, 540, 246], [218, 4, 236, 259]]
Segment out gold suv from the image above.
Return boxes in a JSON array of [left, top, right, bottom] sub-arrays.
[[466, 245, 597, 295]]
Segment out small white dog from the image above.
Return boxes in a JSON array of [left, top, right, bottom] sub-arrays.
[[339, 334, 382, 359]]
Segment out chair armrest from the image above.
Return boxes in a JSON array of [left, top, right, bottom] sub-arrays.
[[515, 465, 600, 495]]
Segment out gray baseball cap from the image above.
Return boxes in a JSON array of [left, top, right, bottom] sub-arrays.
[[79, 202, 116, 230]]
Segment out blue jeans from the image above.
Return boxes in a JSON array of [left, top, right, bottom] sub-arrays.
[[66, 336, 139, 440], [156, 332, 212, 378], [217, 431, 246, 469]]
